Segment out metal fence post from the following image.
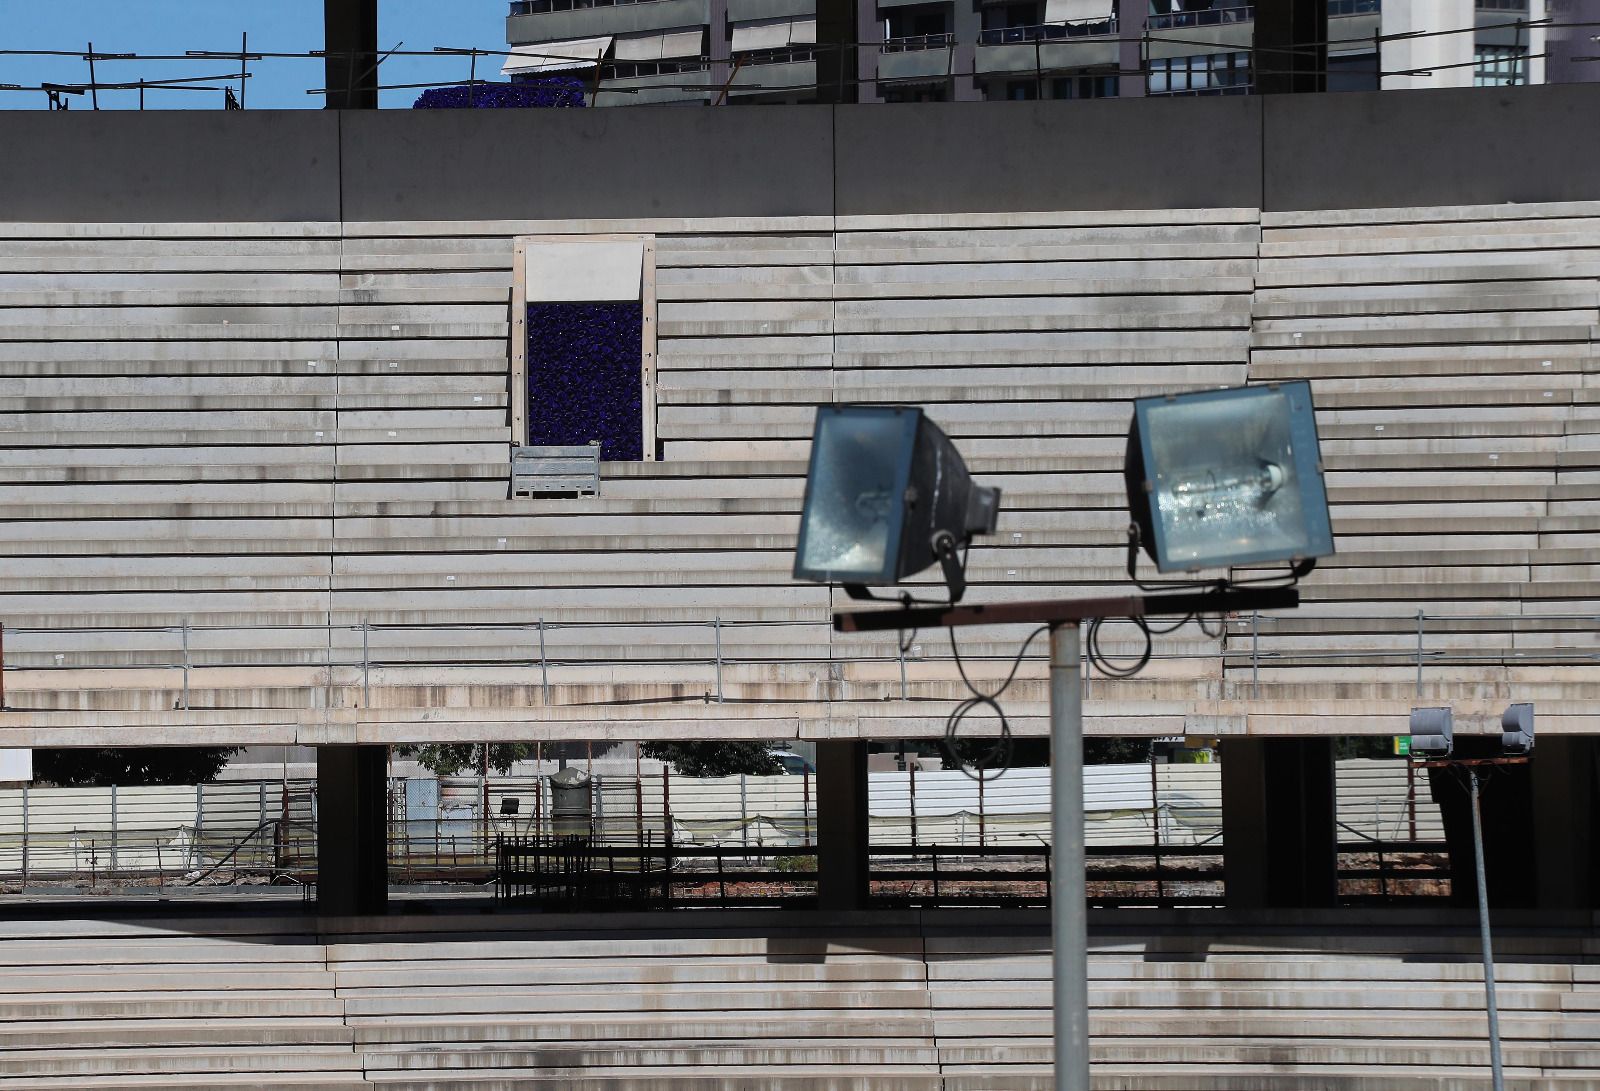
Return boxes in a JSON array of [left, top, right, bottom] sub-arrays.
[[194, 784, 204, 868], [899, 636, 908, 700], [714, 617, 724, 702], [1251, 611, 1260, 697], [361, 622, 370, 708], [537, 618, 549, 703], [1415, 609, 1425, 696], [739, 774, 748, 848], [20, 784, 28, 886], [180, 621, 190, 710], [110, 784, 119, 874]]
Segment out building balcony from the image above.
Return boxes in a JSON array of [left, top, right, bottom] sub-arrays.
[[975, 25, 1118, 74], [1145, 4, 1252, 31], [595, 61, 714, 104], [508, 0, 711, 47], [728, 52, 817, 97], [879, 34, 955, 81]]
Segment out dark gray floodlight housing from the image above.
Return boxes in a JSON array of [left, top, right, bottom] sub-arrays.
[[1126, 380, 1334, 575], [1410, 706, 1454, 759], [793, 405, 1001, 602], [1501, 702, 1534, 756]]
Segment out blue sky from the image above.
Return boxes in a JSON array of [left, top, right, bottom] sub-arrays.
[[0, 1, 510, 109]]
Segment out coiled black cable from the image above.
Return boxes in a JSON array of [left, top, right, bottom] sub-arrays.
[[942, 623, 1049, 782]]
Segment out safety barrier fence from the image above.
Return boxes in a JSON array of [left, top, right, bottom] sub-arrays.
[[1, 611, 1592, 710]]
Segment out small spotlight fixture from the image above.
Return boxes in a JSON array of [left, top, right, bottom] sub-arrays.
[[1500, 702, 1534, 756], [1409, 706, 1454, 759], [1126, 380, 1333, 577], [792, 405, 1000, 602]]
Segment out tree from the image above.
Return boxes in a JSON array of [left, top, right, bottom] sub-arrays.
[[33, 747, 239, 788], [395, 743, 535, 776], [638, 742, 780, 777]]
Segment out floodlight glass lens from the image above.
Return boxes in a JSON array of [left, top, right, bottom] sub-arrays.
[[797, 411, 908, 579], [1147, 391, 1311, 569]]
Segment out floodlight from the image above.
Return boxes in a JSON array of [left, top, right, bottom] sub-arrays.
[[793, 405, 1000, 601], [1410, 706, 1454, 759], [1126, 381, 1333, 575], [1501, 702, 1534, 756]]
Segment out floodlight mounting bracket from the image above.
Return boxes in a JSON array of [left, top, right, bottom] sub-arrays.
[[932, 531, 967, 604], [833, 583, 1299, 634], [1124, 523, 1318, 594]]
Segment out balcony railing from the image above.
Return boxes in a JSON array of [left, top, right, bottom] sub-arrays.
[[977, 15, 1116, 45], [1146, 5, 1253, 31], [734, 46, 817, 65], [603, 58, 710, 80], [1327, 0, 1380, 15], [882, 32, 955, 53], [510, 0, 672, 15]]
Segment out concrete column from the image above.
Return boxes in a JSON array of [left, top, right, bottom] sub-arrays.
[[857, 0, 883, 103], [708, 0, 731, 101], [323, 0, 379, 110], [1380, 0, 1473, 90], [317, 744, 389, 916], [951, 0, 983, 101], [815, 0, 859, 102], [1222, 738, 1337, 909], [816, 740, 870, 910], [1114, 0, 1145, 97], [1255, 0, 1328, 94], [1533, 737, 1597, 909]]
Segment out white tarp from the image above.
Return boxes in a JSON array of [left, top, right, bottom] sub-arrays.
[[730, 16, 816, 52], [0, 750, 30, 782], [524, 239, 645, 303], [614, 29, 705, 61], [1043, 0, 1111, 23], [501, 37, 613, 75]]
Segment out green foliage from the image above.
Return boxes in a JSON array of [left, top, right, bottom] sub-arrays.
[[773, 854, 817, 873], [945, 736, 1151, 770], [1085, 737, 1154, 765], [638, 742, 781, 777], [1335, 736, 1397, 761], [395, 743, 536, 776], [33, 747, 240, 788]]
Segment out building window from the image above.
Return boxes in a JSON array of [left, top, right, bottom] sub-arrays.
[[513, 236, 657, 462], [1474, 44, 1527, 86], [1051, 72, 1118, 98], [1147, 51, 1251, 95]]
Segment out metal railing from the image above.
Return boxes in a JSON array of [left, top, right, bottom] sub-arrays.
[[1327, 0, 1381, 15], [1145, 5, 1254, 30], [2, 610, 1594, 710], [978, 16, 1117, 45], [881, 33, 955, 53]]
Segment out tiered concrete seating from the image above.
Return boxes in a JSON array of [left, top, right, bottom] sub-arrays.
[[0, 202, 1595, 742], [0, 909, 1597, 1088], [0, 915, 360, 1088]]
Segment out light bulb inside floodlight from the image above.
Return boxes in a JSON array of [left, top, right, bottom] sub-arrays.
[[1127, 381, 1333, 574]]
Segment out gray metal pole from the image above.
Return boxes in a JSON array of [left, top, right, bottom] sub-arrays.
[[1469, 770, 1506, 1091], [1050, 623, 1089, 1091]]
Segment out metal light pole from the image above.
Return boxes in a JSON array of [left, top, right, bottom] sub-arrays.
[[1050, 623, 1089, 1091], [1467, 769, 1505, 1091]]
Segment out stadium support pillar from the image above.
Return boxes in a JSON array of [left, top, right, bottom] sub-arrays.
[[317, 744, 389, 916], [1222, 738, 1337, 908], [1534, 737, 1598, 909], [816, 741, 870, 910]]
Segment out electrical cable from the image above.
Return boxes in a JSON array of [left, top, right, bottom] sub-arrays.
[[1085, 615, 1152, 679], [943, 622, 1048, 782]]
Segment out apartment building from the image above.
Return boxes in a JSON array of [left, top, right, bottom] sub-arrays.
[[501, 0, 1576, 105]]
